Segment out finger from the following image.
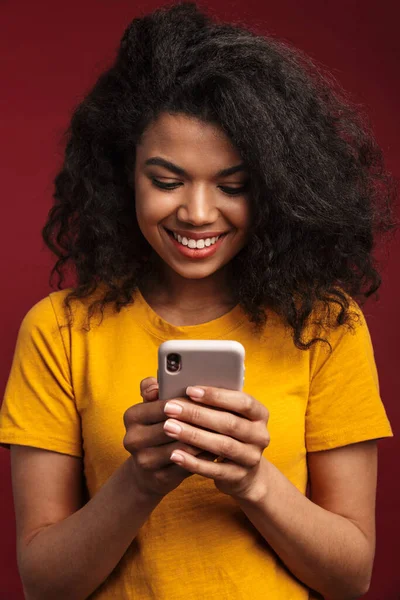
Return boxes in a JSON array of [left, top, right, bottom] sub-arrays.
[[124, 417, 222, 454], [198, 451, 220, 462], [169, 449, 247, 480], [140, 377, 158, 394], [137, 449, 218, 488], [152, 460, 194, 485], [125, 421, 172, 450], [163, 419, 263, 468], [136, 442, 214, 470], [140, 377, 159, 403], [164, 399, 269, 446], [186, 386, 269, 422], [124, 398, 167, 427]]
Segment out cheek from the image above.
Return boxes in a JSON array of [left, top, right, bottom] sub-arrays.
[[225, 198, 251, 233], [136, 199, 157, 230], [135, 186, 174, 231]]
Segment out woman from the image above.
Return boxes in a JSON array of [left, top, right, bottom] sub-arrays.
[[0, 2, 395, 599]]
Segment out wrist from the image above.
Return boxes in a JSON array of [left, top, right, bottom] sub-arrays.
[[233, 458, 273, 507], [123, 456, 165, 506]]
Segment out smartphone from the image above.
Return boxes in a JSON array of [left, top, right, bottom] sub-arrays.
[[157, 340, 245, 401]]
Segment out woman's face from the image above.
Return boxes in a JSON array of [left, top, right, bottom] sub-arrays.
[[134, 112, 250, 281]]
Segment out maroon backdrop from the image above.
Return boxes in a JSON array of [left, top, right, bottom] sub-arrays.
[[1, 1, 399, 598]]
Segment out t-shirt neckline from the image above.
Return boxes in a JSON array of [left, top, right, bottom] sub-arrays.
[[133, 289, 246, 341]]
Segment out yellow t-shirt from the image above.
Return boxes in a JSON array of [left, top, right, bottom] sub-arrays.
[[0, 289, 393, 599]]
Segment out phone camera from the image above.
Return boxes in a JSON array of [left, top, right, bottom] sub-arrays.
[[166, 353, 182, 373]]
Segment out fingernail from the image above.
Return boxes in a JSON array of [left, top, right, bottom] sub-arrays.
[[186, 386, 205, 399], [164, 420, 182, 435], [164, 402, 183, 415], [170, 451, 185, 464]]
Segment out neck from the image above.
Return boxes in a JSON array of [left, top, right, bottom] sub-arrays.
[[139, 263, 236, 325]]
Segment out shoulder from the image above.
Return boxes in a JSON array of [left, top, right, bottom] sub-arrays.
[[306, 293, 367, 346], [265, 292, 368, 352], [18, 289, 91, 343], [20, 286, 136, 342], [305, 295, 378, 386], [20, 290, 71, 331]]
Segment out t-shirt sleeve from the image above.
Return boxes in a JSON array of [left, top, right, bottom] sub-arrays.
[[0, 296, 82, 457], [305, 301, 393, 452]]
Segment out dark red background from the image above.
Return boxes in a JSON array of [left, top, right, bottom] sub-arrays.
[[1, 1, 399, 598]]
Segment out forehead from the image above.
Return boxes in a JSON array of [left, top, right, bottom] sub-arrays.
[[137, 112, 243, 168]]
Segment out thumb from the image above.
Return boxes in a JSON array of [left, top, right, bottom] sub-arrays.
[[140, 377, 159, 403]]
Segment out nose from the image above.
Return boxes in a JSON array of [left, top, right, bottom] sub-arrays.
[[176, 184, 219, 226]]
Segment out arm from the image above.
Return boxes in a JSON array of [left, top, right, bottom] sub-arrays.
[[11, 446, 162, 600], [163, 386, 378, 600], [236, 440, 377, 600], [12, 379, 214, 600]]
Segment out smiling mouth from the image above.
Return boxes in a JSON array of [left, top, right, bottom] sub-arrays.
[[164, 228, 228, 249]]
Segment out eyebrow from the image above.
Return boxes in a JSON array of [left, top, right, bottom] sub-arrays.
[[144, 157, 247, 178]]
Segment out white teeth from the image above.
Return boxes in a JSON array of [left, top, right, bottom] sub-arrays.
[[172, 231, 222, 249]]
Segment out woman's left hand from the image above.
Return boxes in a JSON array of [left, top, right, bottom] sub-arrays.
[[163, 385, 270, 501]]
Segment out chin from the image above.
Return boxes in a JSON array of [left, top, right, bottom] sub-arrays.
[[168, 259, 232, 281], [171, 267, 219, 280]]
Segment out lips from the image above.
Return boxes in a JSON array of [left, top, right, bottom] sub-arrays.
[[164, 227, 229, 240], [163, 227, 228, 259]]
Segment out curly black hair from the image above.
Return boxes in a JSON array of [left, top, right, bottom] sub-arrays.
[[42, 1, 397, 349]]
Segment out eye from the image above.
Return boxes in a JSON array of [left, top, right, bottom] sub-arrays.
[[151, 178, 181, 191], [151, 178, 249, 195], [219, 184, 249, 196]]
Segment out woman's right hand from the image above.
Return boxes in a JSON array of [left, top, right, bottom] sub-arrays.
[[123, 377, 216, 499]]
